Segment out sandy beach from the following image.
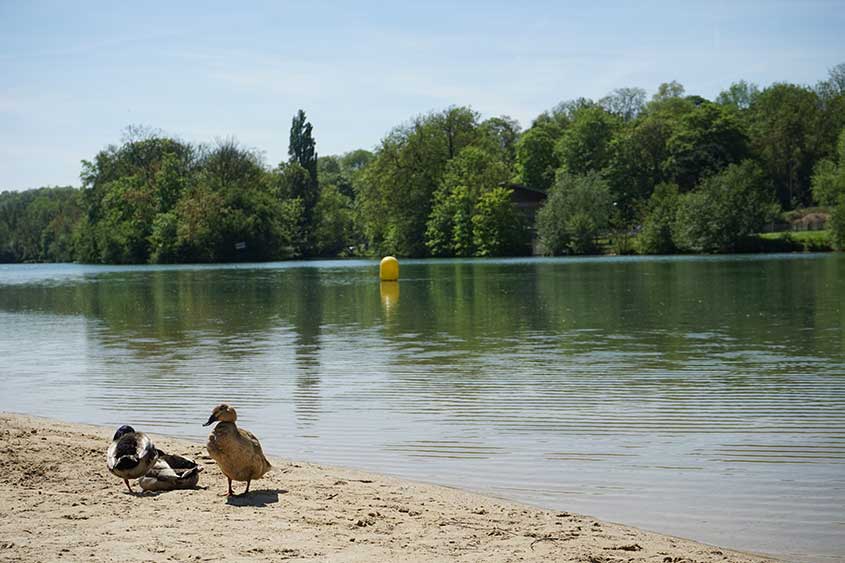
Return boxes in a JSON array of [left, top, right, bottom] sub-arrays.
[[0, 412, 777, 563]]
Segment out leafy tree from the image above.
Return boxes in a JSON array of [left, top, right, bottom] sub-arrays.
[[664, 102, 749, 189], [356, 106, 481, 256], [529, 98, 595, 140], [339, 149, 374, 199], [76, 134, 195, 263], [600, 87, 647, 121], [289, 110, 318, 183], [288, 110, 319, 254], [95, 175, 158, 263], [171, 141, 282, 262], [340, 149, 374, 172], [271, 161, 312, 255], [644, 82, 695, 118], [816, 62, 845, 100], [514, 126, 558, 191], [149, 141, 300, 263], [653, 81, 686, 101], [80, 135, 193, 217], [317, 155, 351, 199], [471, 187, 529, 256], [811, 160, 845, 207], [425, 147, 509, 256], [148, 211, 179, 263], [637, 183, 680, 254], [478, 116, 521, 170], [536, 172, 613, 255], [811, 128, 845, 206], [317, 155, 341, 180], [319, 150, 374, 200], [166, 183, 226, 262], [830, 195, 845, 250], [439, 146, 510, 201], [673, 160, 776, 252], [550, 97, 597, 122], [748, 83, 826, 207], [555, 106, 621, 176], [716, 80, 760, 110], [0, 187, 82, 262], [605, 116, 672, 220], [426, 185, 474, 257], [314, 184, 357, 256]]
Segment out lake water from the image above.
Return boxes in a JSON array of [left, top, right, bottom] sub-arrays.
[[0, 255, 843, 562]]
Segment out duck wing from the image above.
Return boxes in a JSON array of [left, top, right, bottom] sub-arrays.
[[238, 428, 272, 470], [159, 453, 203, 475], [238, 428, 267, 454], [138, 454, 202, 491], [147, 458, 179, 481]]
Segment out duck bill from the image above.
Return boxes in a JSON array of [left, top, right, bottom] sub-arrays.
[[203, 414, 216, 427]]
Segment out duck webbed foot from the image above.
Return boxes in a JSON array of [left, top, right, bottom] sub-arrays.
[[219, 477, 235, 497]]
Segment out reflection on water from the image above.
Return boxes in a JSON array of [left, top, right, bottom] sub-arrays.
[[1, 255, 844, 562]]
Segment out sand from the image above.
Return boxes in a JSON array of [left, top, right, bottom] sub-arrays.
[[0, 412, 777, 563]]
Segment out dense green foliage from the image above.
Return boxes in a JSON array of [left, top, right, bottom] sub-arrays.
[[472, 187, 530, 256], [357, 107, 485, 256], [425, 147, 511, 257], [811, 129, 845, 249], [3, 64, 845, 263], [673, 161, 776, 252], [636, 183, 680, 255], [0, 186, 82, 262], [514, 127, 558, 192], [536, 172, 612, 255]]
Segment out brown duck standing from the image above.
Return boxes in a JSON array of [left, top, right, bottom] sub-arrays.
[[203, 404, 272, 496]]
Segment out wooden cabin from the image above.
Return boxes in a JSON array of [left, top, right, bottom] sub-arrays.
[[504, 183, 547, 254], [505, 183, 547, 223]]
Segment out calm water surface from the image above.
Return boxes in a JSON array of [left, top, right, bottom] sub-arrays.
[[1, 255, 843, 562]]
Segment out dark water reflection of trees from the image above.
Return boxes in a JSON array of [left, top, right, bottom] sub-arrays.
[[0, 256, 842, 369]]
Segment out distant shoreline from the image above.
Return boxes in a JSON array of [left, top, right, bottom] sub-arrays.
[[0, 243, 839, 268], [0, 412, 778, 563]]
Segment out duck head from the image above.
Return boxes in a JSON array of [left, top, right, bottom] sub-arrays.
[[204, 404, 237, 426], [112, 425, 135, 441]]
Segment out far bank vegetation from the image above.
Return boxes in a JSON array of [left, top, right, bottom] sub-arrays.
[[3, 64, 845, 263]]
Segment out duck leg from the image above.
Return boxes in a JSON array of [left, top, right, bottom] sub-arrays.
[[124, 479, 133, 494], [244, 480, 251, 495], [227, 477, 235, 497]]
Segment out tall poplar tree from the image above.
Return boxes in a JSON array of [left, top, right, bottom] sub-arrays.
[[288, 109, 319, 253]]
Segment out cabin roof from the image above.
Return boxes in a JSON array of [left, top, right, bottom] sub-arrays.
[[501, 182, 548, 197]]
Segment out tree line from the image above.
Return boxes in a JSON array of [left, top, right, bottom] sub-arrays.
[[2, 64, 845, 263]]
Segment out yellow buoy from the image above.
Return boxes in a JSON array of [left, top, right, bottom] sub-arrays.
[[379, 256, 399, 281]]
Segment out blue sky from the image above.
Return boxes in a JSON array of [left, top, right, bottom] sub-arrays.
[[1, 1, 843, 190]]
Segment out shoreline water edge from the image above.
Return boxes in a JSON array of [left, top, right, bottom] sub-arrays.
[[0, 412, 778, 563]]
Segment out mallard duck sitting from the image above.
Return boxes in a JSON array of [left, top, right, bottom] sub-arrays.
[[203, 404, 272, 496], [138, 451, 203, 492], [107, 425, 158, 493]]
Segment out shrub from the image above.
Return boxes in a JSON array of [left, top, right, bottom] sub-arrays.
[[673, 160, 777, 252], [536, 172, 612, 255], [637, 182, 680, 254], [831, 196, 845, 250]]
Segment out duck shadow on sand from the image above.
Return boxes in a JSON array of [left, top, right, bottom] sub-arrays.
[[135, 485, 209, 497], [226, 488, 287, 507]]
